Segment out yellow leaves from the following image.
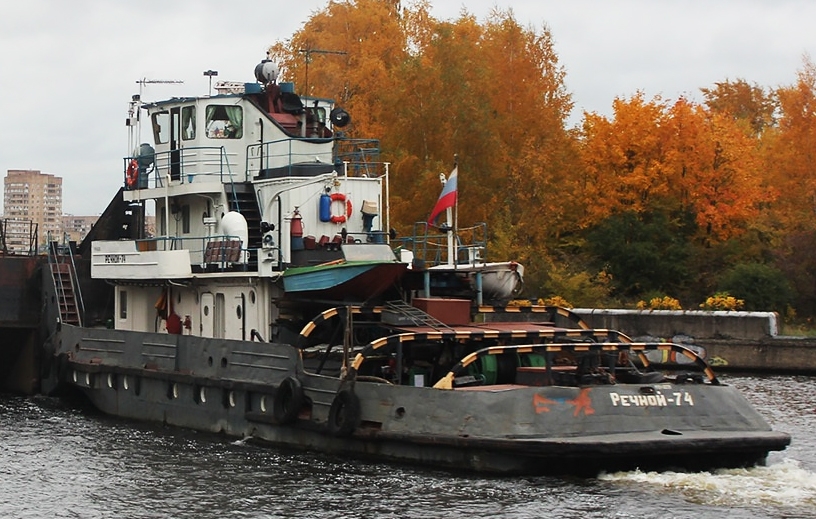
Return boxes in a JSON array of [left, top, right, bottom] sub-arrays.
[[636, 296, 682, 310], [699, 293, 745, 311]]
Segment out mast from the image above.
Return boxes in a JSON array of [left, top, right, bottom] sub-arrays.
[[446, 155, 458, 266]]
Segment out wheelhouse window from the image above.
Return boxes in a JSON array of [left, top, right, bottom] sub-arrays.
[[205, 105, 243, 139], [181, 106, 196, 140], [151, 111, 170, 144]]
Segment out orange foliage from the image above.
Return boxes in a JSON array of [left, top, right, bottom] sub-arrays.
[[578, 94, 771, 242], [763, 58, 816, 234]]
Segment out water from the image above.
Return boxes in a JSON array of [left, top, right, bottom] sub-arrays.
[[2, 375, 815, 519]]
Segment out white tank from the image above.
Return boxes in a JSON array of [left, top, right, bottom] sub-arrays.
[[219, 211, 249, 263]]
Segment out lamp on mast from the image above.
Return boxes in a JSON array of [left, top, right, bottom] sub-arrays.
[[203, 70, 218, 96]]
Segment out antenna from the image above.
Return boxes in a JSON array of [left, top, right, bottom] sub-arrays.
[[129, 78, 184, 156], [135, 78, 184, 100], [298, 48, 346, 96]]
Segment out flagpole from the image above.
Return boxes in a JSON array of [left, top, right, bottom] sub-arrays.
[[453, 154, 458, 267]]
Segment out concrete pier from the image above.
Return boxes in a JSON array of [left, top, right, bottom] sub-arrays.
[[572, 308, 816, 374]]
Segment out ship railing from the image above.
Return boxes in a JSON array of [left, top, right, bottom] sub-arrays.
[[0, 218, 38, 256], [246, 137, 334, 178], [335, 138, 383, 178], [395, 222, 488, 268], [135, 234, 251, 271], [245, 137, 384, 179], [123, 146, 241, 190]]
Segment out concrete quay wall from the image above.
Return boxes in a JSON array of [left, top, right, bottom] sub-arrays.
[[571, 308, 778, 341], [571, 308, 816, 374]]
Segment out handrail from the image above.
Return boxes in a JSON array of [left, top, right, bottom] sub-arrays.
[[66, 239, 85, 325], [398, 222, 489, 267], [45, 232, 83, 326], [123, 145, 238, 189], [0, 218, 38, 255]]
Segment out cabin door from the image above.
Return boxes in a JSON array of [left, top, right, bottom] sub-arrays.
[[170, 107, 181, 181], [201, 292, 214, 338]]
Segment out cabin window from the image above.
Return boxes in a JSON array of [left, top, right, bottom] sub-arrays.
[[119, 290, 127, 319], [151, 111, 170, 144], [181, 106, 196, 140], [205, 105, 243, 139]]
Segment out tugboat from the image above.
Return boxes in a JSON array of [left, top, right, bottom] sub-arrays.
[[45, 54, 790, 475]]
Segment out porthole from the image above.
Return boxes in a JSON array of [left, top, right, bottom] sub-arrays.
[[204, 305, 209, 316], [85, 373, 91, 386], [249, 291, 256, 304], [229, 391, 236, 408], [260, 396, 268, 413], [221, 357, 228, 368], [123, 376, 130, 390], [173, 383, 179, 399], [107, 373, 115, 389], [199, 387, 207, 404], [72, 370, 77, 383], [236, 305, 242, 319]]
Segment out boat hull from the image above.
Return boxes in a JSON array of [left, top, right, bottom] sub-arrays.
[[282, 261, 407, 301], [56, 324, 789, 476]]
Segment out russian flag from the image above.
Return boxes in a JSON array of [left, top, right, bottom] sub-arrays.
[[427, 166, 458, 225]]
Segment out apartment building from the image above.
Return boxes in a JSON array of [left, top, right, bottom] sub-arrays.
[[3, 170, 63, 252], [62, 214, 98, 244]]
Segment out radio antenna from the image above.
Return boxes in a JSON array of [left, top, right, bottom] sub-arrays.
[[298, 48, 346, 96]]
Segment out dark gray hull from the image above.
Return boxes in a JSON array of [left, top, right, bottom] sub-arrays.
[[56, 324, 789, 475]]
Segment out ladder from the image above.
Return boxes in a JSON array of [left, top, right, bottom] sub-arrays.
[[384, 300, 454, 331], [47, 242, 83, 327]]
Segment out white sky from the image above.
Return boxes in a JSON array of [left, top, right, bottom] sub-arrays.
[[1, 0, 814, 215]]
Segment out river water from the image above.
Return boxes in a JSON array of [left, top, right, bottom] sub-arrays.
[[1, 375, 815, 519]]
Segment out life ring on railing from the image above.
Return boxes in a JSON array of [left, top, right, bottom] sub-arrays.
[[329, 192, 352, 224], [125, 159, 139, 189]]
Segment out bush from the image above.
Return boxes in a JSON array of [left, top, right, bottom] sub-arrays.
[[699, 292, 744, 311], [717, 263, 792, 313], [537, 296, 574, 308], [637, 296, 682, 310]]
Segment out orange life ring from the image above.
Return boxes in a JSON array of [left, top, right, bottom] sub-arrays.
[[126, 159, 139, 188], [329, 192, 352, 224]]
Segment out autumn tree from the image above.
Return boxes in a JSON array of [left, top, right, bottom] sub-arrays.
[[764, 57, 816, 235], [268, 0, 412, 139], [701, 79, 776, 135]]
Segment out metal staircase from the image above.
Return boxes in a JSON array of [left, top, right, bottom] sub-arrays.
[[47, 241, 84, 327], [384, 300, 454, 331], [226, 183, 262, 267]]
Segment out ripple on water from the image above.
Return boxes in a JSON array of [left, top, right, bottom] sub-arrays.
[[2, 375, 816, 519], [600, 458, 816, 514]]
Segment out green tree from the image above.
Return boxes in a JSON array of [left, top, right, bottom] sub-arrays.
[[718, 262, 793, 313], [586, 211, 693, 297]]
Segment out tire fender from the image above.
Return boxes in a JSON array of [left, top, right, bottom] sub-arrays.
[[273, 376, 305, 424], [327, 389, 361, 437]]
